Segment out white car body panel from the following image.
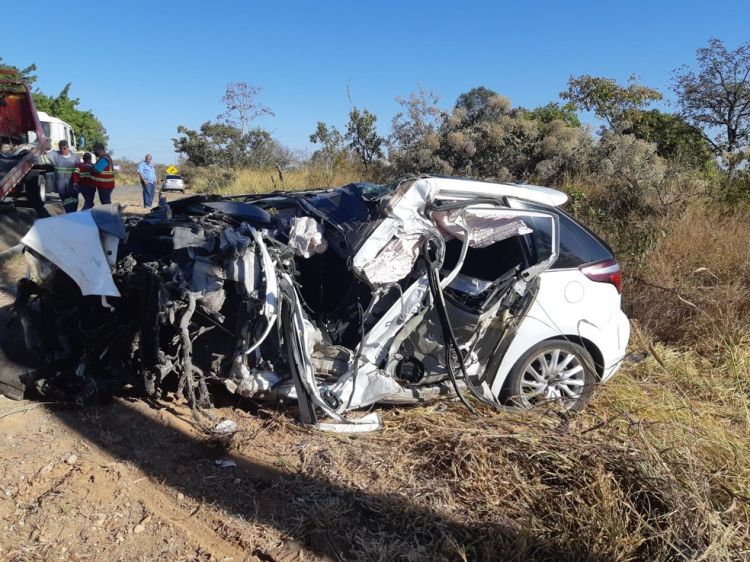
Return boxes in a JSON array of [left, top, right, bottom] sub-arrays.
[[20, 210, 120, 297], [427, 177, 568, 207], [489, 269, 630, 396]]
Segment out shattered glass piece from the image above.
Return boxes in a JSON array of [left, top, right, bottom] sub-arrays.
[[445, 272, 494, 296], [287, 216, 328, 258]]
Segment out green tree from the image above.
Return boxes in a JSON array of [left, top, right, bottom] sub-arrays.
[[309, 122, 345, 173], [173, 121, 290, 169], [561, 74, 662, 131], [32, 84, 108, 149], [0, 56, 37, 85], [673, 38, 750, 189], [453, 86, 511, 127], [523, 102, 581, 128], [628, 109, 713, 167], [345, 107, 383, 171], [434, 89, 591, 183]]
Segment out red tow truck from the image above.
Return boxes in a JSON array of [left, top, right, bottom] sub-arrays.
[[0, 68, 52, 208]]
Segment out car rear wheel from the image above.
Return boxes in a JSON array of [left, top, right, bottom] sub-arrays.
[[501, 340, 596, 411]]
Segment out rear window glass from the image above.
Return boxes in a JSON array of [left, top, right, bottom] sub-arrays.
[[166, 175, 182, 180], [510, 200, 613, 269]]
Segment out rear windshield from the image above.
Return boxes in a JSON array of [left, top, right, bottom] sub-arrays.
[[509, 199, 613, 269], [166, 175, 182, 180]]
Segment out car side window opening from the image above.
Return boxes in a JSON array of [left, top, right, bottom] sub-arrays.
[[443, 236, 528, 283], [510, 199, 613, 269]]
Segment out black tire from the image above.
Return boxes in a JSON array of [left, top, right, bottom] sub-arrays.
[[24, 173, 46, 209], [500, 339, 597, 412]]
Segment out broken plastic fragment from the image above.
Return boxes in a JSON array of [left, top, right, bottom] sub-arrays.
[[214, 420, 238, 434], [314, 412, 383, 433]]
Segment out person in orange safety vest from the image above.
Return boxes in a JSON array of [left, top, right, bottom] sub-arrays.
[[91, 142, 116, 205], [71, 152, 96, 210]]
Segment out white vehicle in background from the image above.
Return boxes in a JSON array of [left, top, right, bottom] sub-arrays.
[[35, 112, 78, 153], [161, 174, 185, 193]]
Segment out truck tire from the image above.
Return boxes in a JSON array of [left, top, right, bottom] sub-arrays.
[[24, 173, 47, 209]]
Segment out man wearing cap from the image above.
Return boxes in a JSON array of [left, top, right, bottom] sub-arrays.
[[46, 139, 81, 212]]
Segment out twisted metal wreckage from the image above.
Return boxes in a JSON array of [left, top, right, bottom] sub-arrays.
[[5, 177, 566, 432]]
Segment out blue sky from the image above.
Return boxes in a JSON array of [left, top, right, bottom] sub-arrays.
[[3, 1, 748, 163]]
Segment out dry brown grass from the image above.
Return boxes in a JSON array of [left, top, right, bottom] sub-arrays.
[[187, 164, 376, 195], [265, 332, 748, 560], [625, 203, 750, 356]]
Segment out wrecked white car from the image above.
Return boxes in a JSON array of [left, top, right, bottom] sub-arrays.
[[1, 177, 629, 431]]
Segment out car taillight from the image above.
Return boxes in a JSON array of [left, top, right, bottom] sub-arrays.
[[580, 259, 622, 294]]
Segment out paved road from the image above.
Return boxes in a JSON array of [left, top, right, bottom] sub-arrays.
[[0, 185, 188, 251]]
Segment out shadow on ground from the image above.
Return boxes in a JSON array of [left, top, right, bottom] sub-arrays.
[[38, 396, 604, 561]]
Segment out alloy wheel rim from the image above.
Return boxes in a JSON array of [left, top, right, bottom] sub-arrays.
[[519, 349, 585, 406]]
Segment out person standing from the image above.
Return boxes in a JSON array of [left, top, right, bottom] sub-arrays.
[[137, 154, 156, 208], [72, 153, 96, 210], [46, 139, 80, 212], [91, 142, 115, 204]]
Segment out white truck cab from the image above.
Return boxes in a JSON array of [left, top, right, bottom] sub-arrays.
[[34, 112, 78, 152]]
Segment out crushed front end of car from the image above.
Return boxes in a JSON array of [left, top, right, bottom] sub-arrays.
[[4, 177, 565, 431]]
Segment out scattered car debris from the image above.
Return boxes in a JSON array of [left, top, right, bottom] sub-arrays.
[[0, 177, 630, 431], [214, 420, 238, 434]]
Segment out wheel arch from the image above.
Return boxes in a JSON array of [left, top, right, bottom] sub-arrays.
[[541, 335, 604, 380]]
